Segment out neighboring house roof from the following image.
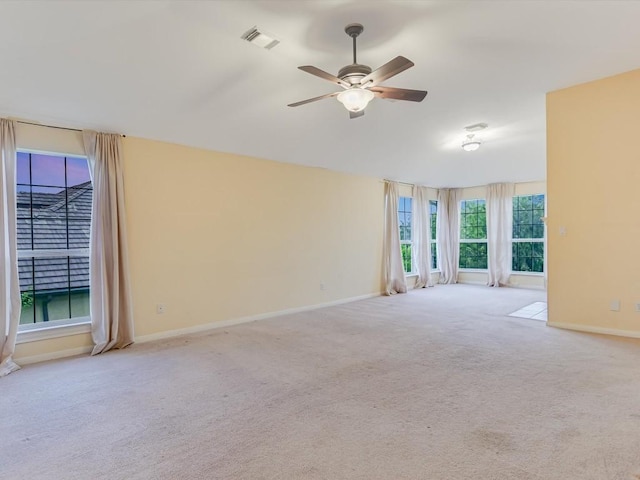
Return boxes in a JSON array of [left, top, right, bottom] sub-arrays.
[[17, 182, 92, 294]]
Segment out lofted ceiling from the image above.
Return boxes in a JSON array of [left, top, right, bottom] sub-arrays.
[[1, 1, 639, 187]]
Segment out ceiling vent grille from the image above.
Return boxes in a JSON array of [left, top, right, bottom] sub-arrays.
[[241, 26, 280, 50]]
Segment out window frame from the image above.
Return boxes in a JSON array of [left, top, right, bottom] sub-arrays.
[[511, 193, 545, 275], [429, 199, 438, 271], [459, 198, 488, 271], [398, 196, 414, 275], [15, 149, 92, 336]]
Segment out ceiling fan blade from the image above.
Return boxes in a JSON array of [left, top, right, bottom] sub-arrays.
[[370, 86, 428, 102], [298, 66, 350, 88], [288, 92, 339, 107], [349, 110, 365, 120], [359, 56, 414, 87]]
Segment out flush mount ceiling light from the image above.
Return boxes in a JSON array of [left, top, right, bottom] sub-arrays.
[[461, 123, 487, 151], [241, 26, 280, 50], [462, 134, 481, 152]]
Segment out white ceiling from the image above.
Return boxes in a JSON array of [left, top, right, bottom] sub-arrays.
[[1, 1, 639, 187]]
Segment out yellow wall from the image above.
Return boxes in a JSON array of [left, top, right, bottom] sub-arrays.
[[124, 137, 383, 336], [15, 135, 384, 361], [547, 68, 640, 336]]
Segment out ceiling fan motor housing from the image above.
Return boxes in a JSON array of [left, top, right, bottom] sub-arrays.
[[338, 64, 372, 85]]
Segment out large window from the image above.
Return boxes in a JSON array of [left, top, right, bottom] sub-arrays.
[[429, 199, 437, 270], [16, 152, 92, 327], [459, 199, 487, 269], [398, 196, 413, 273], [512, 194, 545, 273]]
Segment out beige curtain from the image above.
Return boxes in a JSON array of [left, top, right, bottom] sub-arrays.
[[0, 119, 21, 377], [412, 185, 433, 288], [486, 183, 515, 287], [83, 131, 134, 355], [437, 188, 461, 284], [383, 181, 407, 295]]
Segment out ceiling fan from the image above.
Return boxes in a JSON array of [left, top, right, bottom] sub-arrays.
[[288, 23, 428, 119]]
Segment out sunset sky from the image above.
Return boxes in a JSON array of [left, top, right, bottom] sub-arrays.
[[17, 152, 90, 193]]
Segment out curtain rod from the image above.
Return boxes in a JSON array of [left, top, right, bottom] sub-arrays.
[[16, 119, 126, 137], [382, 179, 415, 187]]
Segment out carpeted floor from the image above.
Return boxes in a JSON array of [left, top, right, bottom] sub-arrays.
[[2, 284, 640, 479]]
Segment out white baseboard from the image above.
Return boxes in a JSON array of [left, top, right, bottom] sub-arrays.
[[507, 283, 546, 291], [16, 345, 93, 366], [547, 321, 640, 339], [135, 292, 382, 344]]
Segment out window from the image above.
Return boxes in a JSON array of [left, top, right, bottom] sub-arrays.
[[398, 196, 413, 273], [429, 199, 437, 270], [16, 152, 92, 328], [459, 199, 487, 269], [512, 194, 545, 273]]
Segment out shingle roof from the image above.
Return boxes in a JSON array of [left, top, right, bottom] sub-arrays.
[[17, 182, 92, 293]]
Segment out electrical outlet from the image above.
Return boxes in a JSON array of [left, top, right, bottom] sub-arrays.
[[320, 282, 325, 291], [635, 303, 640, 313], [609, 300, 620, 312], [156, 304, 166, 314]]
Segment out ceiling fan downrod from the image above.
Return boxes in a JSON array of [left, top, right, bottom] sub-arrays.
[[345, 23, 364, 65]]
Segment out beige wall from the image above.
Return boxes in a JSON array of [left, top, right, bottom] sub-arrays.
[[547, 68, 640, 336], [15, 134, 384, 361]]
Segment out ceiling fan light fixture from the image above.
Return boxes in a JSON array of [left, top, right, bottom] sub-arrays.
[[337, 88, 374, 112], [462, 134, 481, 152]]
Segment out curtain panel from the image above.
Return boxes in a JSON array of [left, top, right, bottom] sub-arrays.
[[412, 185, 433, 288], [486, 182, 515, 287], [0, 119, 20, 377], [436, 188, 461, 284], [83, 131, 134, 355], [383, 181, 407, 295]]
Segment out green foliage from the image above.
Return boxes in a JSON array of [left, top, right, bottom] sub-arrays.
[[459, 242, 488, 269], [21, 291, 34, 308], [429, 200, 437, 241], [431, 242, 437, 270], [401, 243, 412, 273], [460, 199, 486, 240], [512, 194, 545, 272], [459, 199, 488, 269]]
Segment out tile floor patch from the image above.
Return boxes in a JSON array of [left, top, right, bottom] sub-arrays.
[[509, 302, 548, 322]]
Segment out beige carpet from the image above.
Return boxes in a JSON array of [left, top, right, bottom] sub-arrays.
[[2, 284, 640, 480]]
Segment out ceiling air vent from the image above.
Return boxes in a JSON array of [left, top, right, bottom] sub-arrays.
[[241, 26, 280, 50]]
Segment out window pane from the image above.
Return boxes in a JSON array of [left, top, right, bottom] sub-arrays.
[[16, 152, 92, 326], [18, 258, 35, 324], [431, 242, 437, 270], [532, 257, 544, 272], [430, 210, 437, 240], [532, 241, 544, 258], [66, 184, 93, 220], [70, 257, 90, 318], [32, 215, 68, 249], [17, 152, 31, 185], [31, 154, 66, 187], [512, 240, 544, 273], [532, 194, 544, 208], [401, 243, 412, 273], [66, 157, 91, 187], [532, 225, 544, 239], [33, 257, 71, 322], [459, 241, 487, 269]]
